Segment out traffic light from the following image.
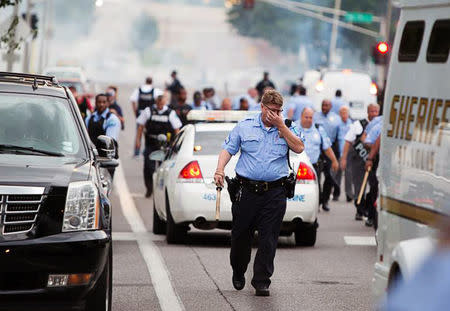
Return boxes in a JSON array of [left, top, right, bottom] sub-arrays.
[[243, 0, 255, 9], [372, 41, 389, 65]]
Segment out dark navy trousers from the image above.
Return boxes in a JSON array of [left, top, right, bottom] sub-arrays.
[[230, 186, 286, 288]]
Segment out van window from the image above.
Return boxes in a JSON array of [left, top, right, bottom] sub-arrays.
[[398, 21, 425, 62], [427, 19, 450, 63]]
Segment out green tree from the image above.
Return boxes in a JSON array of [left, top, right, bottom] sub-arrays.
[[0, 0, 22, 54], [227, 0, 389, 66], [131, 13, 159, 57]]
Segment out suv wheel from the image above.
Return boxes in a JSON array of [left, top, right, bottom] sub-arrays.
[[294, 221, 318, 247], [153, 196, 166, 235], [165, 193, 187, 244], [85, 244, 112, 311]]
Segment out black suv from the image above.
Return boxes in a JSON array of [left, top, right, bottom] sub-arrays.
[[0, 72, 117, 311]]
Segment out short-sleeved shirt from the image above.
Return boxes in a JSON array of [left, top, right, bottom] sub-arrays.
[[286, 95, 314, 121], [189, 101, 211, 110], [365, 116, 383, 135], [337, 118, 353, 155], [130, 84, 153, 102], [298, 124, 331, 164], [314, 111, 340, 143], [136, 105, 182, 130], [222, 113, 304, 182], [85, 108, 121, 141], [331, 97, 347, 115], [345, 119, 369, 142], [365, 120, 383, 145]]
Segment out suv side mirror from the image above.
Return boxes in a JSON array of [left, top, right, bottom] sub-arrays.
[[96, 135, 119, 168]]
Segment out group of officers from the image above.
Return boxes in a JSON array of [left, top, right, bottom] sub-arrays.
[[72, 73, 383, 297], [284, 83, 382, 227]]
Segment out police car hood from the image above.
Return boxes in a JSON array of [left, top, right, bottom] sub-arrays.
[[0, 154, 91, 187]]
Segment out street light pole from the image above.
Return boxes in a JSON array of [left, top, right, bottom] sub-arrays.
[[328, 0, 341, 68], [23, 0, 32, 73]]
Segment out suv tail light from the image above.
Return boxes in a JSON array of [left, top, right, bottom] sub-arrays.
[[296, 162, 316, 183], [178, 161, 203, 182]]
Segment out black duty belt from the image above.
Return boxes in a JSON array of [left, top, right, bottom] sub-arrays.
[[236, 174, 286, 193]]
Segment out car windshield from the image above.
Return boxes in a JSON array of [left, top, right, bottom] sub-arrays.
[[194, 131, 230, 155], [0, 93, 86, 157]]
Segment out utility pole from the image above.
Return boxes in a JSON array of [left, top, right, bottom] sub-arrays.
[[328, 0, 341, 68], [385, 0, 392, 42], [6, 3, 20, 72], [38, 0, 49, 73], [23, 0, 32, 73]]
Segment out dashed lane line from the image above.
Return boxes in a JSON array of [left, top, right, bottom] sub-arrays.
[[115, 161, 185, 311]]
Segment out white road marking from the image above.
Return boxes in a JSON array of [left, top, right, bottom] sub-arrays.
[[344, 236, 376, 246], [113, 231, 165, 242], [115, 162, 184, 311]]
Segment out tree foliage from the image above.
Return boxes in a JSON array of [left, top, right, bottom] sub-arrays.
[[131, 14, 159, 57], [0, 0, 22, 54], [227, 0, 388, 66]]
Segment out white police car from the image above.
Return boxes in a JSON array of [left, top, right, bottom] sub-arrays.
[[150, 111, 319, 246]]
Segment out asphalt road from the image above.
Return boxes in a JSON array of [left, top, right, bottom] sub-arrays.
[[107, 84, 378, 311]]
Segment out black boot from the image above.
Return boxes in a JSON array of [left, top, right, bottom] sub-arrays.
[[232, 273, 245, 290]]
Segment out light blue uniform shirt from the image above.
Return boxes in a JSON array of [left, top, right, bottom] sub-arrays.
[[189, 101, 211, 110], [298, 124, 331, 164], [365, 116, 383, 135], [382, 250, 450, 311], [85, 108, 121, 141], [232, 94, 258, 110], [222, 113, 304, 181], [337, 118, 353, 155], [286, 95, 313, 121], [365, 120, 382, 145], [331, 97, 347, 115], [314, 111, 340, 143]]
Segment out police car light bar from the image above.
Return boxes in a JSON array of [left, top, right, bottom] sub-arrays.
[[187, 110, 259, 122]]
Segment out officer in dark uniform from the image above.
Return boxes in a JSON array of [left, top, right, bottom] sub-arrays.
[[214, 90, 305, 297], [340, 104, 380, 220], [85, 93, 121, 177], [135, 90, 182, 197]]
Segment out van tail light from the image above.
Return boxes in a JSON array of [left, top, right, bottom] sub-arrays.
[[178, 161, 203, 183], [296, 162, 316, 183], [370, 82, 378, 95]]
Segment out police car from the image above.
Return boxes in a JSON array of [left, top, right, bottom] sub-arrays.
[[372, 0, 450, 302], [150, 111, 320, 246]]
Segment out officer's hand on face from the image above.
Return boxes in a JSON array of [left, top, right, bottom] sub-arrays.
[[266, 110, 284, 129], [332, 160, 339, 172], [340, 157, 347, 170], [214, 170, 225, 188]]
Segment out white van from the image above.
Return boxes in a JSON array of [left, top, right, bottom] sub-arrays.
[[373, 0, 450, 302], [302, 68, 377, 120]]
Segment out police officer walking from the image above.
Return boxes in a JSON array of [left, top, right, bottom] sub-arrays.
[[340, 103, 380, 220], [299, 108, 339, 206], [314, 99, 340, 210], [86, 93, 121, 177], [131, 77, 155, 156], [214, 90, 304, 297], [336, 105, 353, 202], [135, 90, 182, 198]]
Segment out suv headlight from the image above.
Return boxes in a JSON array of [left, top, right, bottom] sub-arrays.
[[62, 181, 100, 232]]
